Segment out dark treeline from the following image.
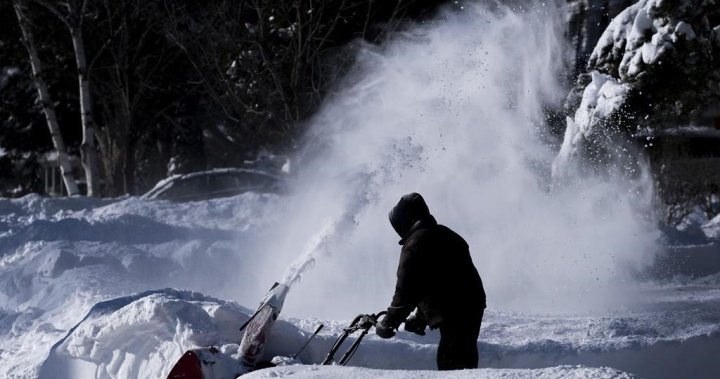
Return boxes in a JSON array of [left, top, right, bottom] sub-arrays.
[[1, 0, 456, 197]]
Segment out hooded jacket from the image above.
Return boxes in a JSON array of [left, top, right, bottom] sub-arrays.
[[386, 193, 486, 329]]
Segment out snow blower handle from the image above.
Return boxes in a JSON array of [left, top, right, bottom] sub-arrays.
[[358, 311, 386, 329], [292, 323, 324, 359], [321, 311, 387, 366]]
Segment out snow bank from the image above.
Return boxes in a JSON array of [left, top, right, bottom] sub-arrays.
[[31, 279, 720, 378], [39, 289, 252, 379], [0, 193, 280, 377], [1, 188, 719, 378]]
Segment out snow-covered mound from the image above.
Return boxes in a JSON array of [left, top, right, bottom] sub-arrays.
[[0, 193, 280, 378], [39, 289, 252, 379]]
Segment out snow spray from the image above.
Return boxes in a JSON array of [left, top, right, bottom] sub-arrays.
[[233, 2, 659, 318], [279, 220, 337, 288]]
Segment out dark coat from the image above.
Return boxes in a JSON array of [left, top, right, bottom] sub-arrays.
[[385, 215, 486, 329]]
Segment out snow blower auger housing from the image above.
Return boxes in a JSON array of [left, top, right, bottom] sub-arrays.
[[166, 283, 289, 379], [321, 311, 387, 366]]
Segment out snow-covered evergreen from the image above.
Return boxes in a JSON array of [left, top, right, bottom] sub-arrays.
[[554, 0, 720, 177]]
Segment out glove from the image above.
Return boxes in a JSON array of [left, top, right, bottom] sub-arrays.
[[403, 314, 427, 336], [375, 319, 396, 339]]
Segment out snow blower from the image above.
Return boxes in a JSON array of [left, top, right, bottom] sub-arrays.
[[166, 280, 387, 378], [166, 282, 289, 379]]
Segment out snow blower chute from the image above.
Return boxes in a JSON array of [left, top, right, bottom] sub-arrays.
[[166, 282, 289, 379]]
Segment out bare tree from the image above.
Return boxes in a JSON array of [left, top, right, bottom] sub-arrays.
[[12, 0, 80, 196], [654, 150, 720, 226], [33, 0, 100, 196], [90, 0, 188, 195], [159, 0, 407, 153]]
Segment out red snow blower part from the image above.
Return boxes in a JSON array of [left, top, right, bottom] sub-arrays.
[[166, 280, 387, 378], [166, 282, 289, 379]]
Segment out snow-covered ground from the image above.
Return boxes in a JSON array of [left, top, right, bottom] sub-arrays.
[[1, 194, 719, 379], [3, 2, 720, 379]]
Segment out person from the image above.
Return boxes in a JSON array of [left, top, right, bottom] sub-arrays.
[[375, 192, 486, 370]]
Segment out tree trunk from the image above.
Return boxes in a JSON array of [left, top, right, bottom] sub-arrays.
[[124, 138, 136, 195], [70, 25, 100, 197], [13, 0, 80, 196]]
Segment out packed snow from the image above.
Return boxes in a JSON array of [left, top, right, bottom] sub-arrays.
[[3, 2, 720, 379]]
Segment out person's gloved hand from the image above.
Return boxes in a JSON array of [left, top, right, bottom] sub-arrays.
[[375, 319, 396, 339], [403, 314, 427, 336]]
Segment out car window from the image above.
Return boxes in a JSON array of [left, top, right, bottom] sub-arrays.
[[210, 173, 242, 191], [159, 176, 205, 200], [210, 172, 276, 195], [246, 172, 277, 188]]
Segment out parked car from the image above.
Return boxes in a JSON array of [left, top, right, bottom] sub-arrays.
[[141, 168, 284, 201]]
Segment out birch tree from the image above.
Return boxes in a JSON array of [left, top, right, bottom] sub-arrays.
[[33, 0, 100, 196], [12, 0, 80, 196]]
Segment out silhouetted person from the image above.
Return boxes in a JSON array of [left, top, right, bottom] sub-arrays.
[[375, 192, 486, 370]]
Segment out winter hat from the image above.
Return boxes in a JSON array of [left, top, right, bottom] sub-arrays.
[[389, 192, 430, 238]]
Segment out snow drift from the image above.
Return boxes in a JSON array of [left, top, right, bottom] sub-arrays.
[[37, 277, 720, 378]]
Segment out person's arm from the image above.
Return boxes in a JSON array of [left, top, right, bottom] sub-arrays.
[[385, 243, 428, 329]]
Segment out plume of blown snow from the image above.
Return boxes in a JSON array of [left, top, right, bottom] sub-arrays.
[[227, 2, 659, 319]]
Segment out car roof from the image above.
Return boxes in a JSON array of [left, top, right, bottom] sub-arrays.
[[141, 168, 282, 199]]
